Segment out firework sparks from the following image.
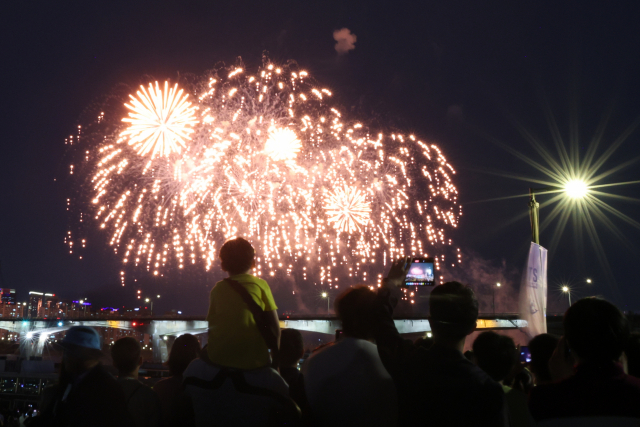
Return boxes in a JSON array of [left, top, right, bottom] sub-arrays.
[[68, 59, 461, 285], [264, 127, 302, 162], [324, 186, 371, 233], [121, 81, 198, 158]]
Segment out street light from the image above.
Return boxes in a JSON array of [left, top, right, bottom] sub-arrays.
[[493, 283, 501, 316], [144, 295, 161, 316], [586, 278, 592, 284], [321, 292, 330, 314], [562, 286, 572, 306], [79, 299, 87, 317], [529, 181, 589, 244]]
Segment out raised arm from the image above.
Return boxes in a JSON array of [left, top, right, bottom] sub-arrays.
[[372, 256, 417, 377]]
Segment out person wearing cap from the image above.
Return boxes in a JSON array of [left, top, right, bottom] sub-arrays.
[[33, 326, 134, 427], [371, 258, 507, 427]]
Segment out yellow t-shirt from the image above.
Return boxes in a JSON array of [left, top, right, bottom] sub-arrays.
[[206, 273, 278, 370]]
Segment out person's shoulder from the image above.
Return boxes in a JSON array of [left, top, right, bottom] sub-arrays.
[[212, 279, 229, 291], [183, 357, 220, 380], [88, 364, 119, 384], [246, 274, 270, 288], [153, 375, 180, 391], [349, 338, 383, 359], [245, 367, 289, 396], [306, 342, 336, 359]]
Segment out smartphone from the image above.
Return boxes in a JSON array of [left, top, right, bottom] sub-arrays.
[[335, 329, 344, 342], [403, 258, 436, 286], [519, 346, 531, 363]]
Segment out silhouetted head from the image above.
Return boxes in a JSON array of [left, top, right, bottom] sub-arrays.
[[60, 326, 103, 376], [335, 286, 377, 340], [280, 328, 304, 369], [564, 297, 629, 363], [168, 334, 201, 376], [111, 336, 142, 376], [219, 237, 255, 275], [528, 333, 559, 384], [473, 331, 517, 382], [429, 281, 478, 341]]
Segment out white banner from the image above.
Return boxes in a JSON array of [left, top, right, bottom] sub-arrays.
[[519, 242, 548, 338]]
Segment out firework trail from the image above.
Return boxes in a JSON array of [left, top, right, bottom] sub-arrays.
[[66, 58, 461, 287]]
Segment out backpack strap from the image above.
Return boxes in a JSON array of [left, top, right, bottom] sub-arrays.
[[224, 278, 279, 367], [225, 278, 266, 331], [125, 382, 145, 406]]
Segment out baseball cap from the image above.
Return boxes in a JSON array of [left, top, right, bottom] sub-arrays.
[[61, 326, 101, 351]]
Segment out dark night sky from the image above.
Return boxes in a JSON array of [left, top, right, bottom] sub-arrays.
[[1, 0, 639, 315]]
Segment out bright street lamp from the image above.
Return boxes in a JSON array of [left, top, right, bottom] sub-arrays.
[[529, 181, 589, 245], [321, 292, 330, 314], [565, 180, 589, 199], [79, 299, 88, 317], [562, 286, 572, 306], [586, 278, 592, 284], [144, 295, 160, 315]]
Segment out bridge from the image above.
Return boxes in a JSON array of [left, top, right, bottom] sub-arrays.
[[0, 315, 528, 362]]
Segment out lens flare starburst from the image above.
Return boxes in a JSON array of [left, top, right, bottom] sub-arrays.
[[475, 88, 640, 298]]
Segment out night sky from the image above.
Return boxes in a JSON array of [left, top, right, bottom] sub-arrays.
[[2, 1, 639, 315]]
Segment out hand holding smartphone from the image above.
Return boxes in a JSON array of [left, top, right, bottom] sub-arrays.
[[403, 258, 436, 287]]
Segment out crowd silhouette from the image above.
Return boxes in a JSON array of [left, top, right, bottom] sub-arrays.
[[20, 238, 640, 426]]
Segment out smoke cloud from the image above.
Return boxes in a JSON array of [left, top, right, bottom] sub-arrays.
[[333, 28, 357, 55], [442, 251, 521, 314]]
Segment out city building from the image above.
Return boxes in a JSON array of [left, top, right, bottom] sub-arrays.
[[0, 289, 16, 305], [0, 302, 25, 318], [27, 292, 57, 319]]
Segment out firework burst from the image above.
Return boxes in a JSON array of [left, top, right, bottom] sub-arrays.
[[67, 59, 461, 286], [121, 81, 198, 157], [324, 186, 371, 233]]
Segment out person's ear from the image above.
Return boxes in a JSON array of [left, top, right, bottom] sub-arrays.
[[138, 356, 143, 367], [251, 259, 256, 269]]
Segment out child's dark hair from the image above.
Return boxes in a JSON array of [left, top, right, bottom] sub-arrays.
[[219, 237, 255, 275]]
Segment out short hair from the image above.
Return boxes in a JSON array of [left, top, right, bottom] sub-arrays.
[[528, 333, 559, 383], [564, 297, 629, 363], [111, 337, 141, 374], [279, 329, 304, 368], [429, 281, 478, 340], [167, 334, 201, 376], [335, 286, 376, 339], [219, 237, 255, 275], [473, 331, 517, 382]]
